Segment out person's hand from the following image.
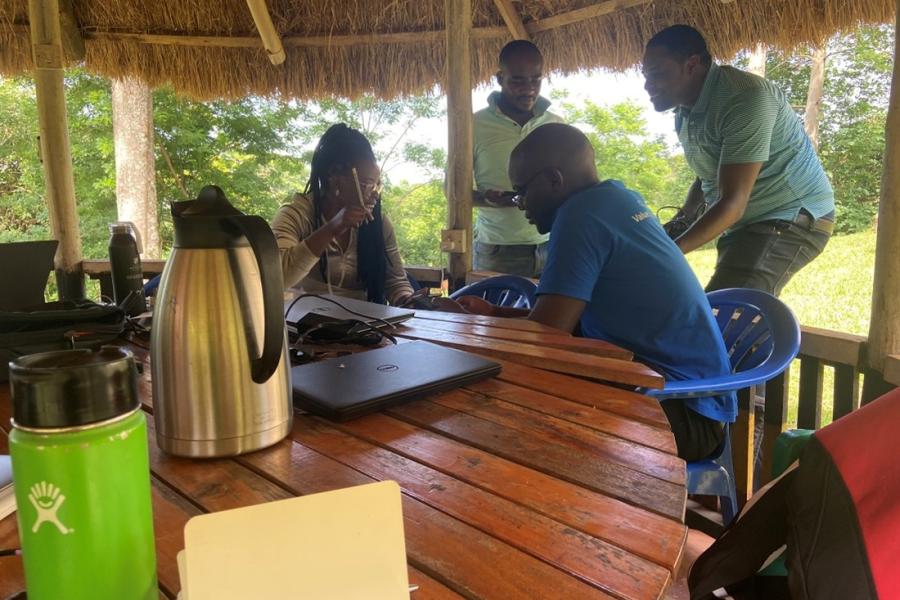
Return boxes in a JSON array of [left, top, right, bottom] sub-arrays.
[[327, 206, 371, 234], [662, 214, 690, 240], [429, 297, 470, 314], [456, 295, 496, 316], [484, 190, 517, 208]]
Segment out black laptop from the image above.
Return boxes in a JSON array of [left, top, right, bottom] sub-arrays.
[[284, 294, 414, 334], [291, 340, 501, 421], [0, 240, 58, 310]]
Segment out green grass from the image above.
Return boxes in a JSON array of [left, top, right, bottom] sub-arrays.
[[686, 230, 877, 426]]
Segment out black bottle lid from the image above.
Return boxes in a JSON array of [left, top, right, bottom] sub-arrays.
[[9, 347, 140, 429]]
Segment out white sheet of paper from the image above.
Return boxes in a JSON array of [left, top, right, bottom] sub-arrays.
[[181, 480, 408, 600]]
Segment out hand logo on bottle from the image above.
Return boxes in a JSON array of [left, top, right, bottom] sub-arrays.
[[29, 481, 73, 535]]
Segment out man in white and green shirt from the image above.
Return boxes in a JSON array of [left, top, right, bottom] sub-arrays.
[[471, 40, 563, 277], [642, 25, 835, 296]]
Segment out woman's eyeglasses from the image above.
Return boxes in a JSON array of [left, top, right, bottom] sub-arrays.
[[343, 174, 382, 196], [359, 181, 383, 196]]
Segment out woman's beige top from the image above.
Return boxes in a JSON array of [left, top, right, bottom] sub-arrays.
[[271, 193, 413, 305]]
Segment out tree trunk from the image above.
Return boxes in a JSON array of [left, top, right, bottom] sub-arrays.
[[747, 43, 767, 77], [867, 1, 900, 374], [804, 43, 827, 150], [112, 77, 161, 258]]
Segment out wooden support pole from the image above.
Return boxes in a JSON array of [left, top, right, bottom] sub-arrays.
[[245, 0, 286, 65], [28, 0, 84, 299], [493, 0, 530, 40], [444, 0, 474, 287], [867, 0, 900, 375]]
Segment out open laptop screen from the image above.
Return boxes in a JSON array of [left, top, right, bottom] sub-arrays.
[[0, 240, 58, 310]]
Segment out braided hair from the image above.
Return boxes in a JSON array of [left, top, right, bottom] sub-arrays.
[[305, 123, 388, 304]]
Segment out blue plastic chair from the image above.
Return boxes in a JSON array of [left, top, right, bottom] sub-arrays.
[[645, 288, 801, 525], [450, 275, 537, 309], [143, 274, 162, 297]]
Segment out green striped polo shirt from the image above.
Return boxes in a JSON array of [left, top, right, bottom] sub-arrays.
[[472, 92, 562, 245], [675, 64, 834, 232]]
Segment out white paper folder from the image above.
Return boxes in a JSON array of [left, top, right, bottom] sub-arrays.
[[177, 481, 409, 599]]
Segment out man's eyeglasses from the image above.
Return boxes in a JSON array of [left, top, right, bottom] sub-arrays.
[[511, 168, 552, 209]]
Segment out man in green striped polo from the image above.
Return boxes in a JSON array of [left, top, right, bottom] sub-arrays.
[[642, 25, 834, 295]]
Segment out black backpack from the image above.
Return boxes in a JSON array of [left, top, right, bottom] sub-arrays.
[[0, 301, 126, 382]]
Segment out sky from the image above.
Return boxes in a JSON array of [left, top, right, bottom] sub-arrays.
[[389, 67, 680, 183]]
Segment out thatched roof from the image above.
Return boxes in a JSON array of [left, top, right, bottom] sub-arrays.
[[0, 0, 894, 100]]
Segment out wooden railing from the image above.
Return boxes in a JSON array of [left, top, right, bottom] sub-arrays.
[[887, 354, 900, 387], [731, 326, 896, 503], [82, 260, 446, 299]]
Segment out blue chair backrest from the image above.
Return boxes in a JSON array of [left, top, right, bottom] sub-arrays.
[[450, 275, 538, 309], [707, 288, 801, 381]]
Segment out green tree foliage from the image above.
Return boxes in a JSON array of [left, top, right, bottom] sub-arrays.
[[381, 180, 447, 267], [763, 26, 894, 233], [557, 96, 694, 213], [0, 71, 309, 258], [0, 78, 45, 244]]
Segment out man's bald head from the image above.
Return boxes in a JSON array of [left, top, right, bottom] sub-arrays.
[[510, 123, 596, 181], [508, 123, 600, 234]]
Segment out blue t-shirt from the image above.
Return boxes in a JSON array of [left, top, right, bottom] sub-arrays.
[[537, 181, 736, 423]]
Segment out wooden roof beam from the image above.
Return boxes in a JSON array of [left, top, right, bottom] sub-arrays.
[[526, 0, 653, 34], [493, 0, 530, 40], [43, 0, 655, 52], [245, 0, 285, 65]]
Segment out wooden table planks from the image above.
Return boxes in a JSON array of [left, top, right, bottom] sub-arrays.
[[0, 315, 685, 600], [395, 323, 664, 389]]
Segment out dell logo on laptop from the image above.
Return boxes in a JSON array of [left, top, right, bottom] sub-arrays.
[[377, 364, 399, 372]]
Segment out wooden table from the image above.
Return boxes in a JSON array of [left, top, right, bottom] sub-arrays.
[[0, 312, 686, 600]]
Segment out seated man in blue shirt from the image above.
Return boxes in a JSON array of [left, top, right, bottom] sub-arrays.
[[451, 123, 735, 461]]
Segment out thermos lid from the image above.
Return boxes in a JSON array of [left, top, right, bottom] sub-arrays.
[[9, 347, 140, 429]]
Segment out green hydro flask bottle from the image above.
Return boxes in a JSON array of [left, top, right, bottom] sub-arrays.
[[8, 347, 157, 600]]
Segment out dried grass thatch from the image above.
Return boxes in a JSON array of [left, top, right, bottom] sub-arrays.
[[0, 0, 894, 100]]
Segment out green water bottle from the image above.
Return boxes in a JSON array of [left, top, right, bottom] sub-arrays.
[[8, 347, 157, 600]]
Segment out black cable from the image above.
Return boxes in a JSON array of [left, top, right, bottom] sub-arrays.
[[296, 319, 397, 347]]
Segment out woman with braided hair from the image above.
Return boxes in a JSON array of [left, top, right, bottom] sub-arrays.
[[271, 123, 414, 305]]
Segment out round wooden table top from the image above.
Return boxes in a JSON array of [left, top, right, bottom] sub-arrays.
[[0, 314, 686, 599]]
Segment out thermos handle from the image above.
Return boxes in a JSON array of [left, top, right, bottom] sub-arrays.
[[228, 215, 285, 384]]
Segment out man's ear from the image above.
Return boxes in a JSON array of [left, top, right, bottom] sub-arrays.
[[685, 54, 701, 75], [495, 70, 503, 86], [548, 168, 565, 192]]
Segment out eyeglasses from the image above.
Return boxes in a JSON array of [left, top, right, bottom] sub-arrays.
[[359, 180, 383, 196], [511, 168, 552, 209], [343, 174, 382, 196]]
